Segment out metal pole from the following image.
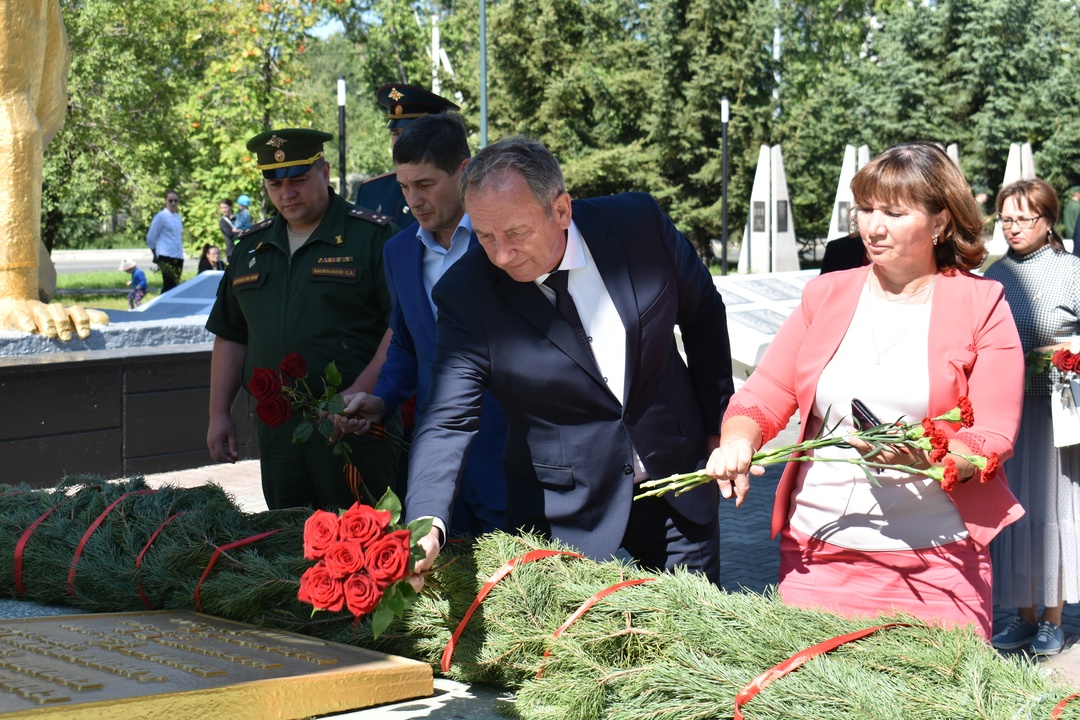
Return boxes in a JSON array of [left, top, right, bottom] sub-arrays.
[[337, 75, 347, 198], [720, 96, 730, 276], [479, 0, 488, 147]]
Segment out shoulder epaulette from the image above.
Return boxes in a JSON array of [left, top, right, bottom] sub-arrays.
[[348, 207, 391, 226], [361, 171, 395, 185], [235, 218, 273, 239]]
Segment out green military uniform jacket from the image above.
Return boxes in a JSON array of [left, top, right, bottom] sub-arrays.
[[207, 189, 395, 389]]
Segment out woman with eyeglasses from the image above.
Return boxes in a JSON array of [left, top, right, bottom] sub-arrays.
[[985, 179, 1080, 656]]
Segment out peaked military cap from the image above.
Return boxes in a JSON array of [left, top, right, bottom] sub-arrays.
[[375, 84, 459, 130], [246, 128, 333, 179]]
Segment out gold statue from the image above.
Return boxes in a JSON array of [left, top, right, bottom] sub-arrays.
[[0, 1, 109, 339]]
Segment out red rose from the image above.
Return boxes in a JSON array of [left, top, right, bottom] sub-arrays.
[[323, 540, 366, 579], [338, 503, 392, 546], [1051, 349, 1073, 373], [256, 396, 292, 428], [297, 562, 345, 612], [279, 353, 308, 381], [249, 367, 282, 401], [957, 396, 974, 428], [940, 457, 960, 493], [343, 571, 383, 617], [303, 509, 340, 559], [981, 452, 1001, 484], [364, 529, 413, 586], [1063, 351, 1080, 374]]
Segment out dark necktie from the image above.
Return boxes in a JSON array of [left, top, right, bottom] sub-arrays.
[[543, 270, 597, 366]]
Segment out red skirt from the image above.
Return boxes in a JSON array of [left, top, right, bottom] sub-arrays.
[[778, 525, 992, 639]]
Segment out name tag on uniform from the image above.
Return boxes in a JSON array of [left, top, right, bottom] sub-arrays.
[[316, 256, 354, 264], [311, 267, 357, 279], [232, 273, 260, 287]]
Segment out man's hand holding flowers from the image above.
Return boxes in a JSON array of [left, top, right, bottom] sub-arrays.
[[332, 391, 387, 440]]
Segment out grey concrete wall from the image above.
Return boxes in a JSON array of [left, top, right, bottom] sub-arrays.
[[0, 344, 258, 487]]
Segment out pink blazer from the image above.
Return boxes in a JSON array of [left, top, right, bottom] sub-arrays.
[[726, 265, 1025, 548]]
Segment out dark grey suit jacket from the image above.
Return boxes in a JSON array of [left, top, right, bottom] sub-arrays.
[[404, 192, 733, 559]]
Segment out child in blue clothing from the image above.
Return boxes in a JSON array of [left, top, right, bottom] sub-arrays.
[[120, 258, 148, 308], [234, 194, 254, 231]]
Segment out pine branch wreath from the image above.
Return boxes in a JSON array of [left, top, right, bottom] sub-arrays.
[[1, 477, 1077, 719]]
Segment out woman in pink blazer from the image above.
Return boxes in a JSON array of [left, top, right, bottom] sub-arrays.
[[707, 142, 1024, 638]]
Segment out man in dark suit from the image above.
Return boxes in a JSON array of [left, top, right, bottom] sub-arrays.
[[819, 232, 868, 274], [352, 84, 459, 228], [350, 136, 734, 583], [339, 113, 507, 535]]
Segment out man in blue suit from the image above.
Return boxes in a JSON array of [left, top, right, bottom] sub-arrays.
[[340, 113, 507, 535], [352, 136, 734, 584]]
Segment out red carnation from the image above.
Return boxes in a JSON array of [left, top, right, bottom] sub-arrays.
[[323, 540, 366, 579], [297, 562, 345, 612], [338, 503, 392, 546], [921, 418, 935, 438], [364, 529, 413, 587], [302, 509, 340, 560], [940, 457, 960, 492], [343, 571, 383, 617], [929, 428, 950, 463], [957, 396, 974, 428], [981, 452, 1001, 484], [249, 367, 282, 401], [256, 396, 292, 427], [279, 352, 308, 381]]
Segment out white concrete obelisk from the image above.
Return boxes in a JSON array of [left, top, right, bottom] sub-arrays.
[[738, 145, 800, 273]]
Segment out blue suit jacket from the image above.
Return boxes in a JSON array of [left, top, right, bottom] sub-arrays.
[[374, 222, 508, 531], [405, 193, 732, 560]]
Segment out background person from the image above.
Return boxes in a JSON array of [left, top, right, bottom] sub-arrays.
[[986, 179, 1080, 656], [205, 128, 399, 512], [119, 258, 147, 309], [352, 84, 459, 228], [339, 113, 507, 536], [704, 141, 1024, 638], [234, 194, 254, 232], [1062, 185, 1080, 241], [145, 190, 185, 292], [218, 199, 239, 258], [198, 243, 225, 273], [377, 136, 734, 584]]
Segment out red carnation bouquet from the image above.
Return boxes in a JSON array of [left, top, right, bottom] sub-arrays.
[[248, 353, 408, 464], [297, 488, 433, 638], [638, 397, 1001, 497]]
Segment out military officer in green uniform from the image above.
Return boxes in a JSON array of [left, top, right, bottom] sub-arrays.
[[206, 128, 400, 511], [353, 84, 459, 228]]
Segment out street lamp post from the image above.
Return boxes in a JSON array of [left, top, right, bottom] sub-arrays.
[[720, 96, 730, 276], [479, 0, 488, 147], [337, 75, 347, 199]]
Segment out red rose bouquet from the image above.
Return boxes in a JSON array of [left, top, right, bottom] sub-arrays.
[[297, 488, 433, 638], [249, 353, 407, 463], [637, 397, 1002, 498]]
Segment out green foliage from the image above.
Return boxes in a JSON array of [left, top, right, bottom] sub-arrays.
[[43, 0, 1080, 258]]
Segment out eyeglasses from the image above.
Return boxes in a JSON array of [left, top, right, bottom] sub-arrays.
[[997, 216, 1041, 229], [166, 197, 179, 204]]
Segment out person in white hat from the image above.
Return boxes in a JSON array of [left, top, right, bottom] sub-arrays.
[[119, 259, 148, 309]]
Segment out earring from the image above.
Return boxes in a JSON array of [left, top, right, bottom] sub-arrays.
[[933, 233, 940, 246]]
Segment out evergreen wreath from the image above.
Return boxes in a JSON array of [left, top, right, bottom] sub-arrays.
[[2, 476, 1078, 719]]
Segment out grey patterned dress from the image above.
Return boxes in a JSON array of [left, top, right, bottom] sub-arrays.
[[986, 244, 1080, 608]]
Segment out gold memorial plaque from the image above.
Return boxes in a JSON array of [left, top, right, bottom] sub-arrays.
[[0, 610, 432, 719]]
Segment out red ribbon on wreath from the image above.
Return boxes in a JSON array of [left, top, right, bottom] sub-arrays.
[[68, 489, 156, 599], [194, 529, 283, 612], [537, 577, 655, 678], [13, 503, 60, 596], [134, 511, 188, 610], [734, 622, 912, 720], [1052, 692, 1080, 719], [441, 549, 584, 673]]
